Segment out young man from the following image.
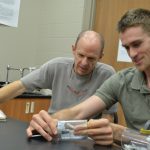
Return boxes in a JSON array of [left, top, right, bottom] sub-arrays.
[[0, 31, 116, 118], [26, 8, 150, 145]]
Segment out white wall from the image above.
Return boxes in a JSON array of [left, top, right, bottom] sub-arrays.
[[36, 0, 85, 64], [0, 0, 95, 82]]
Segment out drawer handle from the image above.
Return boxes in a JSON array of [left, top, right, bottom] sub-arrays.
[[25, 102, 30, 114], [30, 102, 35, 113]]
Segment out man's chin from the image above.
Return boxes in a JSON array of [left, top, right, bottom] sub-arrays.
[[135, 65, 145, 72], [77, 71, 89, 76]]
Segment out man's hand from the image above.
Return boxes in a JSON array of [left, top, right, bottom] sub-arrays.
[[26, 110, 58, 141], [74, 118, 113, 145]]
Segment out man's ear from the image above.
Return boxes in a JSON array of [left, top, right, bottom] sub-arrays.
[[72, 45, 76, 55], [72, 45, 75, 51], [99, 51, 104, 59]]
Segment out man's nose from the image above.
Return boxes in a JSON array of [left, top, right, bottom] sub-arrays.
[[81, 57, 88, 65], [129, 48, 138, 59]]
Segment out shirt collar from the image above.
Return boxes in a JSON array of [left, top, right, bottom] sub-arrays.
[[131, 69, 150, 93]]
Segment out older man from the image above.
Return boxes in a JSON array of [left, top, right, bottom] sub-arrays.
[[0, 30, 116, 119]]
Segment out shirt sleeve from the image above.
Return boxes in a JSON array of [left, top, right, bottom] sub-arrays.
[[20, 60, 55, 91], [95, 73, 121, 109]]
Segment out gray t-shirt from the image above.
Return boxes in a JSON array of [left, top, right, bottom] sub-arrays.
[[21, 57, 117, 116]]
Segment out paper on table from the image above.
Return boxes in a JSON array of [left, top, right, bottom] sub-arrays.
[[0, 0, 21, 27], [0, 109, 7, 121]]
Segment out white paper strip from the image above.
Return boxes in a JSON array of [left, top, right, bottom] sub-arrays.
[[117, 40, 132, 62], [0, 0, 21, 27]]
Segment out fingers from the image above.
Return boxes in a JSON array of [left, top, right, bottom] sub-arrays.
[[87, 118, 110, 129], [94, 139, 113, 145], [38, 110, 58, 135], [74, 118, 110, 131], [26, 126, 34, 137], [74, 118, 113, 145], [88, 129, 113, 145], [26, 110, 58, 141], [76, 125, 112, 136]]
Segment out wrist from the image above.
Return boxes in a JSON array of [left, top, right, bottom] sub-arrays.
[[110, 123, 127, 144]]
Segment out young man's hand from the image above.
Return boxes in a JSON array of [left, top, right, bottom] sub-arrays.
[[74, 118, 113, 145]]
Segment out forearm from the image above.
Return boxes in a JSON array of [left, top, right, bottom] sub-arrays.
[[0, 80, 26, 103], [52, 95, 105, 120], [51, 107, 80, 120]]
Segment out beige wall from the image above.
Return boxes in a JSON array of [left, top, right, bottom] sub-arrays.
[[0, 0, 94, 82], [0, 0, 41, 81]]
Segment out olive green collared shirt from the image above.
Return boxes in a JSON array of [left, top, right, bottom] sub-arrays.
[[95, 67, 150, 130]]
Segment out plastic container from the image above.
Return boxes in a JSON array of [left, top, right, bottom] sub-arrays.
[[121, 128, 150, 150], [53, 120, 87, 142]]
